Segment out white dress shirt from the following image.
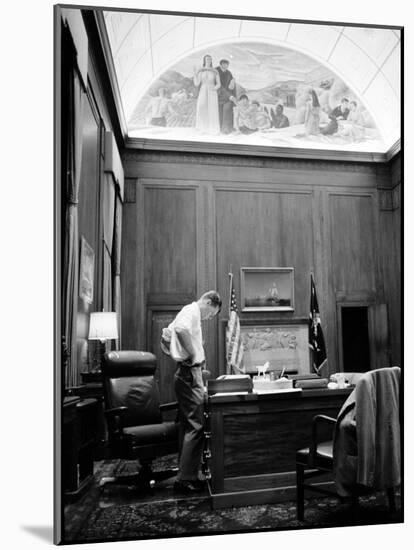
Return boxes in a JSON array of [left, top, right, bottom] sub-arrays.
[[170, 302, 205, 365]]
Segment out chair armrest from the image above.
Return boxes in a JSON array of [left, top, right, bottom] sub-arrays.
[[309, 415, 336, 466], [160, 401, 178, 411], [312, 414, 336, 428], [105, 406, 128, 418], [104, 407, 128, 434]]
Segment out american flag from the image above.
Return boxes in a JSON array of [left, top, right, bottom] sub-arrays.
[[226, 274, 244, 374], [309, 274, 328, 374]]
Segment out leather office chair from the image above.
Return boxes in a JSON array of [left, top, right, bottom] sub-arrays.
[[296, 367, 401, 520], [100, 350, 179, 492]]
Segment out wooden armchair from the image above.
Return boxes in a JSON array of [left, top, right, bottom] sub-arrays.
[[296, 367, 401, 520]]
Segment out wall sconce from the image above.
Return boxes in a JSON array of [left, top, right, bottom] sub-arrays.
[[88, 312, 118, 372]]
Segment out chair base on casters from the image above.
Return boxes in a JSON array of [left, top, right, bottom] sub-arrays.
[[99, 460, 179, 493]]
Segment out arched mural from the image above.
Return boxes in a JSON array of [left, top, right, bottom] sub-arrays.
[[127, 42, 382, 150], [103, 11, 400, 153]]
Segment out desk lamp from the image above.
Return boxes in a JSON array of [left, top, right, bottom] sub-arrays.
[[88, 312, 118, 372]]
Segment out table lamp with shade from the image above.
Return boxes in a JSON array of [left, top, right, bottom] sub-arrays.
[[88, 311, 118, 372]]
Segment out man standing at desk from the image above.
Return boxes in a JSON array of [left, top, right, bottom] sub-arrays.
[[163, 291, 222, 493]]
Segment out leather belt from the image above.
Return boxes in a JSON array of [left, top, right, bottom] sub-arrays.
[[177, 361, 204, 368]]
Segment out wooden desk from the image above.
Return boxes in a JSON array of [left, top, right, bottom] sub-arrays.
[[204, 388, 352, 509]]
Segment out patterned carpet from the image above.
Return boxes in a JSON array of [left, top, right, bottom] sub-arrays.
[[64, 456, 402, 544]]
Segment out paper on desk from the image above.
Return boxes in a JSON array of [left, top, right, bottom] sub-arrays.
[[216, 375, 250, 380], [254, 388, 302, 394], [212, 391, 250, 396]]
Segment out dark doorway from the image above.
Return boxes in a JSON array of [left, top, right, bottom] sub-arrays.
[[341, 306, 371, 372]]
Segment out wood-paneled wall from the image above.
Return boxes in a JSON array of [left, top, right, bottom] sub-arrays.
[[61, 12, 125, 385], [75, 92, 101, 374], [378, 153, 401, 366], [121, 151, 401, 401]]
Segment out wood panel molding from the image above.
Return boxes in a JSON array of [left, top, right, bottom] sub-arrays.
[[378, 189, 394, 211], [123, 155, 384, 190], [140, 179, 199, 190], [124, 138, 395, 164], [325, 190, 380, 372], [215, 185, 313, 195], [328, 191, 378, 291], [378, 187, 401, 211], [143, 185, 198, 298], [146, 307, 181, 404], [123, 149, 384, 173], [147, 293, 195, 306], [124, 178, 137, 203], [393, 185, 401, 210]]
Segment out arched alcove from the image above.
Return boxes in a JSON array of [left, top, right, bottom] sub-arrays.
[[103, 11, 400, 154]]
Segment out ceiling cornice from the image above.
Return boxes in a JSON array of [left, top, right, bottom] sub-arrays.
[[125, 136, 392, 163]]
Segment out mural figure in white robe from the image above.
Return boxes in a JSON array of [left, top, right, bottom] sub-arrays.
[[193, 55, 220, 135]]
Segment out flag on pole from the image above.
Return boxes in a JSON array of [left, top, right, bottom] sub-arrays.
[[226, 273, 244, 374], [309, 274, 327, 374]]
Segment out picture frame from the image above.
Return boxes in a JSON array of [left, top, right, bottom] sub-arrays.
[[240, 267, 294, 311], [79, 236, 95, 304], [239, 319, 310, 374]]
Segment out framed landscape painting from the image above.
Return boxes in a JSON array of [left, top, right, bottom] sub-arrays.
[[241, 267, 295, 311]]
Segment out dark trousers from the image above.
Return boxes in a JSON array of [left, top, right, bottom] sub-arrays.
[[174, 364, 205, 480]]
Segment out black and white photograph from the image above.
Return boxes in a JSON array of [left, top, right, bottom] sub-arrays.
[[52, 3, 403, 545], [3, 0, 409, 549]]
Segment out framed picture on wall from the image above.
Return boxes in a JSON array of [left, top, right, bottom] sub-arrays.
[[240, 267, 294, 311], [79, 236, 95, 304]]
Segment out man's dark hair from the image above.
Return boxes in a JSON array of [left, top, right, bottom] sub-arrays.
[[219, 59, 229, 65], [201, 291, 222, 312], [239, 94, 248, 101], [276, 104, 284, 112]]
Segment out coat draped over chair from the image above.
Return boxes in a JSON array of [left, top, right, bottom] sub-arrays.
[[333, 366, 401, 496]]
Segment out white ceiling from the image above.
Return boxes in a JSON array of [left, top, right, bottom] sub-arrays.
[[103, 11, 400, 154]]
